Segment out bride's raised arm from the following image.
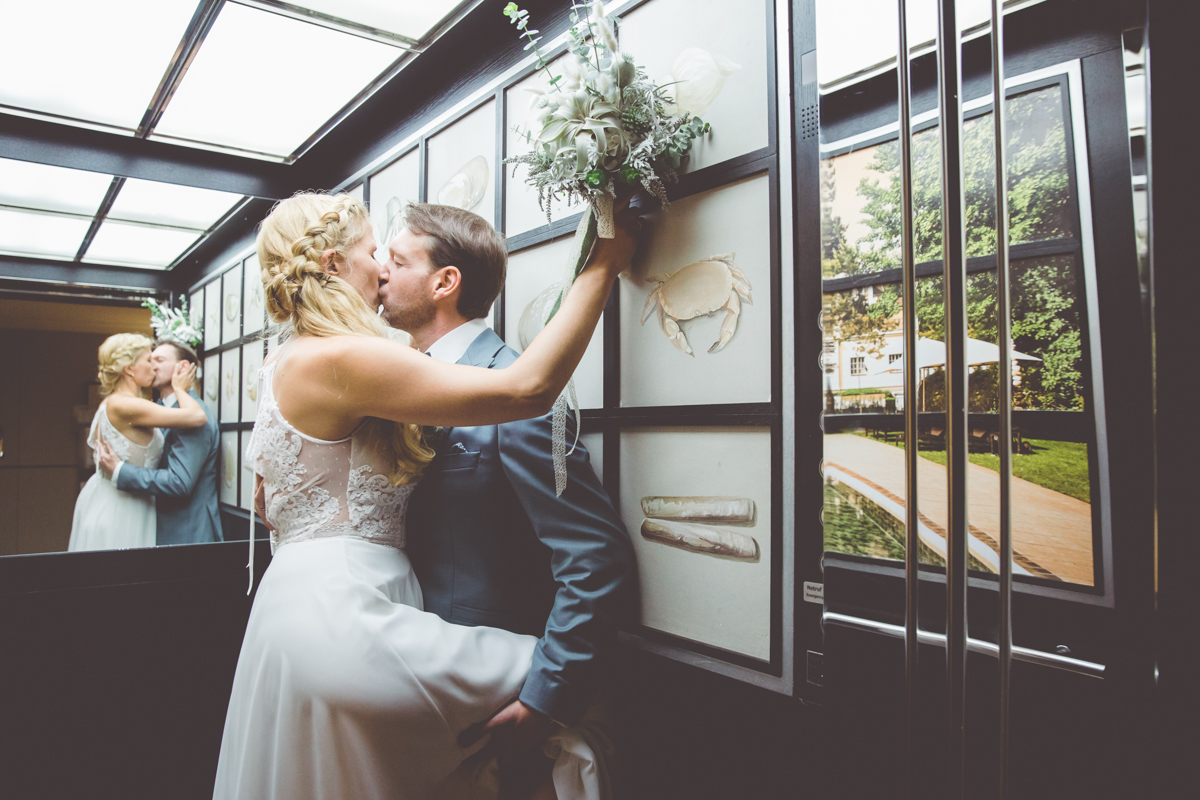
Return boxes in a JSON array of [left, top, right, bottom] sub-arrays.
[[108, 361, 208, 429], [317, 227, 632, 429]]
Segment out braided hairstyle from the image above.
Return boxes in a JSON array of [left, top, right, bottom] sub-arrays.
[[256, 192, 434, 486]]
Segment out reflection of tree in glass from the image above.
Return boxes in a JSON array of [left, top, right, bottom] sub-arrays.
[[820, 85, 1084, 409]]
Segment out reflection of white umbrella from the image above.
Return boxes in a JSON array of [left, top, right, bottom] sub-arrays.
[[873, 336, 1040, 376]]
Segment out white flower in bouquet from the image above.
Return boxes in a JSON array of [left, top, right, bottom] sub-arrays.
[[143, 298, 202, 349]]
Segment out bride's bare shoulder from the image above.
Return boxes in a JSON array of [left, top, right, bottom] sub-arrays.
[[280, 335, 415, 373]]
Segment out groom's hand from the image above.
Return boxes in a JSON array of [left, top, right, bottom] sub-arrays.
[[459, 699, 557, 758], [96, 435, 119, 480]]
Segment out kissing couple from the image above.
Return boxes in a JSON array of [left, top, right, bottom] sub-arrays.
[[212, 194, 640, 800]]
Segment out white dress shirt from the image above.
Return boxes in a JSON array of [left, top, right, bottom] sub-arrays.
[[423, 318, 491, 364]]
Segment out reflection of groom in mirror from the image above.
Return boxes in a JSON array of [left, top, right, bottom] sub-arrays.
[[380, 203, 637, 790], [97, 341, 222, 545]]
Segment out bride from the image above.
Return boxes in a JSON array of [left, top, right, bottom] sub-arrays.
[[68, 333, 207, 552], [213, 192, 635, 800]]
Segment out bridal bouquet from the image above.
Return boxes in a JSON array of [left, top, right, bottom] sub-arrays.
[[504, 1, 712, 495], [504, 0, 709, 318], [143, 298, 202, 349]]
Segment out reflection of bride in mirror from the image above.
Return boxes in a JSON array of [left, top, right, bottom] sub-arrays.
[[67, 333, 208, 552]]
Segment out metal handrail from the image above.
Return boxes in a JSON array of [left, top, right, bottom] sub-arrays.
[[822, 612, 1106, 679]]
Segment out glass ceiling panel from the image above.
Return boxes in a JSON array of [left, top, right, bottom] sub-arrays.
[[0, 1, 199, 130], [108, 179, 244, 230], [0, 158, 113, 216], [152, 3, 402, 157], [0, 208, 92, 260], [84, 220, 202, 270], [285, 0, 464, 40]]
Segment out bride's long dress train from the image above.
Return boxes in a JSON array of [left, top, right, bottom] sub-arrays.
[[212, 355, 609, 800]]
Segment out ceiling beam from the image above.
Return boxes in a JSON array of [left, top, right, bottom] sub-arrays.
[[0, 255, 174, 292], [0, 112, 296, 199]]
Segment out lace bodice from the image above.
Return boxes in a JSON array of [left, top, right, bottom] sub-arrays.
[[244, 356, 415, 553], [89, 401, 164, 470]]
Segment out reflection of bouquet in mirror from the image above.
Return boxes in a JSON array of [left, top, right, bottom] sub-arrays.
[[142, 298, 201, 348]]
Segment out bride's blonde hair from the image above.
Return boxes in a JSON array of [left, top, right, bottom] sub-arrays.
[[256, 192, 433, 485], [97, 333, 154, 396]]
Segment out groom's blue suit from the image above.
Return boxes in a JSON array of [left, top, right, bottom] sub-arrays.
[[114, 390, 222, 546], [407, 327, 637, 725]]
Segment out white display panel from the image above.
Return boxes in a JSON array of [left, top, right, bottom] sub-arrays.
[[426, 100, 496, 226], [241, 343, 263, 423], [504, 237, 604, 410], [619, 427, 773, 660], [188, 290, 204, 341], [579, 431, 604, 483], [368, 148, 421, 258], [617, 0, 770, 172], [219, 348, 241, 424], [221, 266, 242, 345], [204, 280, 222, 351], [619, 173, 772, 408], [203, 355, 219, 409], [503, 55, 585, 236], [242, 254, 265, 336], [220, 431, 239, 506]]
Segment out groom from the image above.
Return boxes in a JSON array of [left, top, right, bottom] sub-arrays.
[[381, 203, 637, 786], [97, 340, 222, 545]]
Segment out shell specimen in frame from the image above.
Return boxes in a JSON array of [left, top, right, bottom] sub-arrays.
[[518, 282, 566, 351], [225, 293, 239, 323], [244, 363, 259, 403], [224, 364, 237, 405], [641, 253, 752, 355], [641, 496, 756, 525], [204, 361, 218, 404], [658, 48, 741, 118], [640, 519, 758, 561], [437, 155, 489, 212]]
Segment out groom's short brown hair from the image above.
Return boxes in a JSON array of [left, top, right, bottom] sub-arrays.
[[155, 340, 199, 366], [403, 203, 507, 320]]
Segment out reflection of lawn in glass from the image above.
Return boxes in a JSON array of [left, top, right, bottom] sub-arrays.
[[852, 433, 1090, 503]]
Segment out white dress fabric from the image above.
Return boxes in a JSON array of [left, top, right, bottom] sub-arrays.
[[68, 401, 162, 552], [213, 352, 608, 800]]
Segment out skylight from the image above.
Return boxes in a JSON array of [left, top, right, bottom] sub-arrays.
[[0, 1, 199, 131], [152, 2, 402, 158], [0, 0, 474, 162], [107, 179, 244, 230], [83, 221, 203, 270], [0, 158, 113, 217]]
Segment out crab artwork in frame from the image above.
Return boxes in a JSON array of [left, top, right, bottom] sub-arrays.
[[640, 253, 752, 355]]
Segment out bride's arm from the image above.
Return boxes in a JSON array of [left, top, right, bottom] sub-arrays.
[[108, 362, 208, 429], [320, 225, 634, 429]]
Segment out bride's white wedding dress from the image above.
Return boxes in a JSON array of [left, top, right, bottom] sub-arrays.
[[213, 350, 610, 800], [68, 401, 162, 552]]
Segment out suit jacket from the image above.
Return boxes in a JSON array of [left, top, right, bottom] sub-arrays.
[[406, 328, 637, 725], [114, 390, 222, 546]]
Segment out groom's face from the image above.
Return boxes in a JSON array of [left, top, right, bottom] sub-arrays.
[[378, 228, 438, 333], [150, 344, 179, 390]]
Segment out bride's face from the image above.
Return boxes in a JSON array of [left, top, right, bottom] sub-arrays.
[[124, 348, 155, 389], [329, 228, 385, 310]]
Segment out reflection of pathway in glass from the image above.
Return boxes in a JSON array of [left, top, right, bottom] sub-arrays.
[[824, 434, 1094, 586]]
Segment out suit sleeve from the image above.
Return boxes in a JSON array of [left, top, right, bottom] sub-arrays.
[[497, 414, 638, 726], [115, 426, 206, 500]]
